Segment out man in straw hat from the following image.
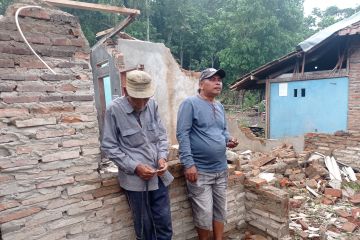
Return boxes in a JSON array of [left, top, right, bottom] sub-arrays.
[[176, 68, 238, 240], [102, 70, 173, 240]]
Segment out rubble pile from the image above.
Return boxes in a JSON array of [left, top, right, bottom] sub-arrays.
[[227, 144, 360, 239]]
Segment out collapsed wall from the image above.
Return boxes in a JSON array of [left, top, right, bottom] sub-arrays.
[[115, 39, 199, 144], [0, 2, 246, 240], [305, 132, 360, 169]]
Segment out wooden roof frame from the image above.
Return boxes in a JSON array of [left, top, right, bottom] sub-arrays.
[[43, 0, 140, 16]]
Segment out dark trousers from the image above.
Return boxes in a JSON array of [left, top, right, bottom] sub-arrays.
[[125, 178, 173, 240]]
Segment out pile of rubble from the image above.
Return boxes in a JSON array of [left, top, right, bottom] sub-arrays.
[[227, 144, 360, 239]]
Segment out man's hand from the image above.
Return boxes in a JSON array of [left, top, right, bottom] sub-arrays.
[[227, 137, 239, 148], [185, 165, 198, 183], [135, 164, 156, 180], [157, 158, 168, 176]]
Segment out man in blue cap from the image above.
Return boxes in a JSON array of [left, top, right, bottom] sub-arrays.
[[176, 68, 238, 240]]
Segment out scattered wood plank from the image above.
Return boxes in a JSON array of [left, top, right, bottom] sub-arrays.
[[43, 0, 140, 15]]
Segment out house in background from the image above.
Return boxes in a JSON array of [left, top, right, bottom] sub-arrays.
[[230, 12, 360, 139]]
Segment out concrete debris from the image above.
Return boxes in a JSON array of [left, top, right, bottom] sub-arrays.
[[231, 143, 360, 239]]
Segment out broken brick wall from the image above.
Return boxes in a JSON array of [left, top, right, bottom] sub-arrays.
[[244, 181, 289, 239], [0, 2, 246, 240], [304, 132, 360, 168], [348, 37, 360, 132]]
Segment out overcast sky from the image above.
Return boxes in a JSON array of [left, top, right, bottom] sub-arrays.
[[304, 0, 360, 16]]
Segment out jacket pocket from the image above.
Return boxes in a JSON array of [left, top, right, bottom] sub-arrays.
[[121, 128, 145, 147], [146, 123, 158, 143]]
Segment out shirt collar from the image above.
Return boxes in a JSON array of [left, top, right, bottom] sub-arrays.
[[122, 97, 148, 114]]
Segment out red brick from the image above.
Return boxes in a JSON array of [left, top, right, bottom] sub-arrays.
[[26, 36, 51, 45], [36, 177, 75, 188], [74, 51, 90, 60], [102, 178, 118, 187], [52, 38, 72, 46], [352, 208, 360, 219], [58, 84, 77, 92], [0, 108, 29, 118], [18, 8, 50, 20], [60, 115, 83, 123], [336, 209, 351, 218], [350, 194, 360, 204], [2, 96, 39, 103], [321, 197, 335, 205], [39, 96, 62, 102], [63, 95, 93, 102], [297, 219, 309, 230], [19, 59, 48, 69], [289, 199, 303, 209], [17, 83, 55, 92], [0, 84, 16, 92], [0, 59, 14, 68], [324, 188, 342, 198], [35, 128, 75, 139], [30, 105, 74, 114], [40, 74, 74, 81], [0, 200, 20, 212], [0, 207, 41, 224], [245, 177, 267, 188], [92, 185, 121, 198], [342, 222, 357, 232]]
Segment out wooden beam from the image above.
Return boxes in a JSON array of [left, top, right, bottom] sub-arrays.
[[43, 0, 140, 15], [92, 15, 135, 50]]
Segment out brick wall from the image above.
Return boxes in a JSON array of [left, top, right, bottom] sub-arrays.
[[0, 2, 289, 240], [244, 181, 289, 239], [348, 38, 360, 132], [304, 132, 360, 169], [0, 2, 246, 240]]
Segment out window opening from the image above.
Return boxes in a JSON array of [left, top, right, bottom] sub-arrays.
[[301, 88, 306, 97]]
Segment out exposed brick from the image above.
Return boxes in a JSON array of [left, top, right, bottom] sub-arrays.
[[0, 207, 41, 224], [102, 178, 118, 187], [14, 117, 56, 128], [22, 191, 61, 205], [67, 183, 101, 196], [16, 83, 55, 92], [42, 149, 80, 162], [324, 188, 342, 198], [336, 209, 351, 218], [342, 222, 357, 232], [31, 105, 75, 114], [48, 215, 85, 230], [0, 108, 29, 118], [18, 8, 50, 20], [52, 38, 72, 46], [39, 96, 62, 102], [58, 83, 77, 92], [92, 185, 121, 198], [0, 32, 11, 40], [0, 83, 16, 92], [63, 95, 93, 102], [19, 59, 48, 69], [74, 51, 90, 60], [60, 115, 83, 123], [26, 36, 51, 45], [16, 142, 58, 154], [2, 96, 39, 103], [62, 137, 98, 147], [0, 59, 14, 68], [36, 128, 76, 139], [36, 177, 74, 188], [40, 73, 74, 81], [0, 200, 20, 212]]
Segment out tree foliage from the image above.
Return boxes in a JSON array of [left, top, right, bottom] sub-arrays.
[[0, 0, 359, 93]]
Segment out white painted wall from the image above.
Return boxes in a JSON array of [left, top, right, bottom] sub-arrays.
[[116, 39, 199, 144]]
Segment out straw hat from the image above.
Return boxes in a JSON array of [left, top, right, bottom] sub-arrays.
[[126, 70, 155, 98]]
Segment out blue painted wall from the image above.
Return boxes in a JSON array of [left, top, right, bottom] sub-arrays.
[[103, 76, 112, 107], [269, 77, 348, 139]]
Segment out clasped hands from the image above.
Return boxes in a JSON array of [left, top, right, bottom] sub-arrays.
[[135, 158, 167, 180]]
